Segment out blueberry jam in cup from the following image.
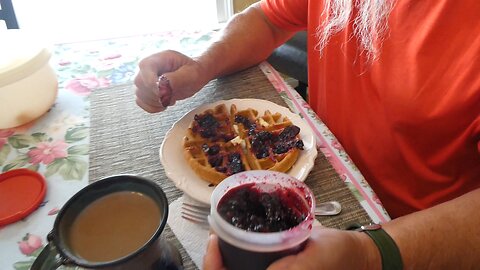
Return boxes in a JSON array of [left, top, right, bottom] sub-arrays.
[[208, 170, 315, 270]]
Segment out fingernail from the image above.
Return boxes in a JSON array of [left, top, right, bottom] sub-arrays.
[[158, 75, 173, 107], [206, 234, 212, 250]]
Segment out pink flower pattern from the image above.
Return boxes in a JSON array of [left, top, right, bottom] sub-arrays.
[[0, 130, 14, 150], [372, 194, 382, 205], [28, 141, 68, 165], [331, 140, 344, 151], [102, 53, 122, 60], [18, 233, 43, 256], [58, 59, 71, 66], [48, 207, 60, 215], [65, 74, 109, 96]]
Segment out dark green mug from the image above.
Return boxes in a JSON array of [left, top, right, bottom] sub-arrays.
[[31, 175, 183, 270]]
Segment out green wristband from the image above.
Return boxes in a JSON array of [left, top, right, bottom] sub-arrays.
[[347, 223, 403, 270]]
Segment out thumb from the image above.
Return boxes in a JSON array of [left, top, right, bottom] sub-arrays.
[[203, 234, 225, 270], [162, 63, 207, 103]]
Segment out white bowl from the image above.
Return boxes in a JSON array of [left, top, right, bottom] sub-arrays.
[[0, 30, 58, 129]]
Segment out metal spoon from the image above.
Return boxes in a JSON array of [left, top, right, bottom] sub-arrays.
[[315, 201, 342, 216]]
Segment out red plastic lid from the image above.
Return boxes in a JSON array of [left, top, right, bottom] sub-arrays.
[[0, 168, 47, 226]]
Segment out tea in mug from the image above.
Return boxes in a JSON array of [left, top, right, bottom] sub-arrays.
[[68, 191, 161, 262]]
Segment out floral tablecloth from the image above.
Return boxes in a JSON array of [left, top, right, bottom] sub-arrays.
[[0, 29, 218, 270], [0, 29, 389, 270]]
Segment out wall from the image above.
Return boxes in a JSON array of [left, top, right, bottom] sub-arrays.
[[233, 0, 259, 13]]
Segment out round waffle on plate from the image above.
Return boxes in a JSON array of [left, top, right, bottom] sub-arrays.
[[160, 99, 317, 205], [183, 103, 305, 185]]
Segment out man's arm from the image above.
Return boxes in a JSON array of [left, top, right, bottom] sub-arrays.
[[379, 188, 480, 269], [196, 3, 296, 81], [263, 188, 480, 270], [134, 2, 295, 113]]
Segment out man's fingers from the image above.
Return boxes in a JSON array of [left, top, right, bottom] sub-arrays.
[[137, 58, 162, 93], [135, 96, 165, 113], [203, 234, 225, 270], [134, 50, 199, 113], [162, 67, 199, 103]]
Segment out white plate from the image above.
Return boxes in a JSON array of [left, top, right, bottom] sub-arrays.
[[159, 99, 318, 205]]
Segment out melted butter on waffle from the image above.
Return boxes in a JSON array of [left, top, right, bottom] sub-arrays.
[[183, 103, 304, 185]]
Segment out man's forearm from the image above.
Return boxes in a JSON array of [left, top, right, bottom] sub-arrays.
[[383, 188, 480, 269], [195, 3, 295, 82]]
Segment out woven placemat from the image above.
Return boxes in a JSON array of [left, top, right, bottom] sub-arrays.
[[89, 66, 371, 269]]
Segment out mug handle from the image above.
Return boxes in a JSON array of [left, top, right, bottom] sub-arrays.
[[31, 233, 69, 270]]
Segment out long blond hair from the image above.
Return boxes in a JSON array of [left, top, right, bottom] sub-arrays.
[[315, 0, 395, 61]]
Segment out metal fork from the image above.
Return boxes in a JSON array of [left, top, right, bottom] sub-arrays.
[[181, 201, 210, 227], [180, 200, 342, 226]]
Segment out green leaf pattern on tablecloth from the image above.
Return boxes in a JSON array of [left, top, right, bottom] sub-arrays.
[[8, 134, 36, 149], [2, 154, 28, 172], [68, 144, 89, 155], [65, 127, 89, 143], [2, 155, 29, 172], [346, 182, 364, 202], [0, 144, 11, 165], [278, 92, 296, 112], [1, 128, 88, 180], [58, 156, 88, 180]]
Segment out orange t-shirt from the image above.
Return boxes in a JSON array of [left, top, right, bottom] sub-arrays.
[[261, 0, 480, 218]]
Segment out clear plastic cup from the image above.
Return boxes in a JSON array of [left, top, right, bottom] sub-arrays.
[[208, 170, 316, 270]]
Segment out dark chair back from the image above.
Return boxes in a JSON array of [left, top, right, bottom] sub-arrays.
[[267, 31, 308, 99], [0, 0, 19, 29]]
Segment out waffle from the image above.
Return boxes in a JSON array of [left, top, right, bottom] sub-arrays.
[[183, 103, 304, 185]]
